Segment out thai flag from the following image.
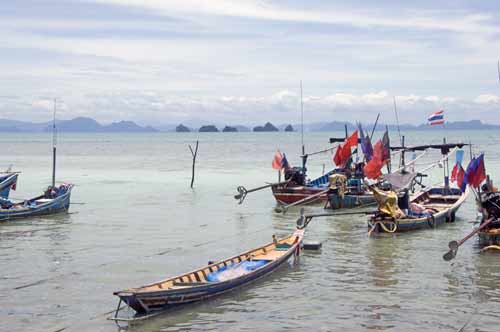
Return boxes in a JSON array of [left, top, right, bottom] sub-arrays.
[[428, 110, 445, 125]]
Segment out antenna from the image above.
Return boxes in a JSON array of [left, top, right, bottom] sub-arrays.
[[498, 60, 500, 85], [393, 96, 402, 145], [52, 99, 57, 188]]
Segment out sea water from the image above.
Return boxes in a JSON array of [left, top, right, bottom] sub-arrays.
[[0, 130, 499, 332]]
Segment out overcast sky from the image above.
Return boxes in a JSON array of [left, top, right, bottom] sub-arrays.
[[1, 0, 500, 126]]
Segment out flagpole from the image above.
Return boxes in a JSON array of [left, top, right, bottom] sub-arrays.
[[497, 60, 500, 86]]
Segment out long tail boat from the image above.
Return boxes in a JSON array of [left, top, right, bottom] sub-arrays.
[[0, 173, 18, 198], [111, 227, 305, 321], [442, 159, 499, 260], [368, 185, 467, 233], [0, 184, 73, 221], [367, 142, 469, 234], [477, 178, 500, 250], [271, 169, 333, 205]]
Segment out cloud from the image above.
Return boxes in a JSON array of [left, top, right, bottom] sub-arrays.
[[94, 0, 500, 35], [1, 1, 500, 126], [4, 89, 497, 127], [474, 94, 500, 104]]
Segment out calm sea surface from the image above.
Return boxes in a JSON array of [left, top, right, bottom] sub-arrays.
[[0, 131, 499, 332]]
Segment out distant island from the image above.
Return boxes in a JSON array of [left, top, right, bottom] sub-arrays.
[[176, 124, 190, 132], [1, 118, 499, 133], [199, 125, 219, 132], [0, 117, 156, 132], [222, 126, 238, 132], [253, 122, 279, 132]]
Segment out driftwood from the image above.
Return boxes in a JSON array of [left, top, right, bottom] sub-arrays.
[[189, 141, 199, 188]]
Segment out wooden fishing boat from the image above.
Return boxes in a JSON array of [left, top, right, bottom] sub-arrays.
[[478, 226, 500, 247], [325, 174, 376, 210], [477, 186, 500, 250], [111, 228, 304, 321], [368, 186, 468, 234], [0, 183, 73, 221], [0, 173, 18, 198]]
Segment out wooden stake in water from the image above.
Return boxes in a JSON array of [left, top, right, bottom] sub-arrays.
[[189, 141, 199, 188]]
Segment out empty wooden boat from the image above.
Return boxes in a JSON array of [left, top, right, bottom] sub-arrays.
[[111, 228, 304, 321], [0, 184, 73, 221]]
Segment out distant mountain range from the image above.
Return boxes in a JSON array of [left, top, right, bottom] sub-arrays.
[[0, 117, 498, 133], [0, 117, 157, 132]]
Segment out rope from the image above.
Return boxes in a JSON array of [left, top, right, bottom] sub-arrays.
[[391, 150, 428, 173], [481, 245, 500, 252], [419, 147, 458, 174], [368, 219, 398, 235]]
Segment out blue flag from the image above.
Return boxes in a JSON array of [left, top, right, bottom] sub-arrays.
[[281, 153, 290, 170], [358, 123, 373, 161]]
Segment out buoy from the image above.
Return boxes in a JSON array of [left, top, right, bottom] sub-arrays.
[[302, 241, 322, 251]]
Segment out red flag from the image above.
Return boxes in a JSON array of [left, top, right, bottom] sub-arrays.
[[272, 151, 283, 170], [372, 141, 385, 163], [456, 165, 465, 188], [11, 182, 16, 191], [451, 163, 458, 182], [363, 139, 387, 179], [344, 130, 358, 149], [451, 163, 465, 188], [336, 130, 358, 167], [364, 158, 384, 179], [333, 145, 343, 166]]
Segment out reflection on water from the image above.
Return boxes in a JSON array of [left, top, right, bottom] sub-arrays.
[[1, 131, 500, 332]]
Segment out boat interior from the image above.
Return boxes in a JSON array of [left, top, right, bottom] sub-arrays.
[[122, 234, 300, 294]]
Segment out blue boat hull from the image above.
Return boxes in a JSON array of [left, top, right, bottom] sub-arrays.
[[328, 193, 375, 210], [0, 185, 73, 221]]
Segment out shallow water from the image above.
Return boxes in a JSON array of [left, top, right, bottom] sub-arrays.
[[0, 131, 499, 332]]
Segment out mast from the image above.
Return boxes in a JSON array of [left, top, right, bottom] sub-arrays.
[[443, 137, 449, 192], [300, 80, 306, 171], [52, 99, 57, 188]]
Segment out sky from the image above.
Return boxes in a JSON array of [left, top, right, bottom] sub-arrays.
[[1, 0, 500, 127]]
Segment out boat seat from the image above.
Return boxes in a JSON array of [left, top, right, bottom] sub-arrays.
[[428, 195, 459, 200], [252, 251, 287, 261], [172, 281, 210, 287], [35, 199, 53, 203]]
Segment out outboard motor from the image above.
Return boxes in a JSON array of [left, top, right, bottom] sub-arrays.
[[284, 167, 306, 186], [482, 192, 500, 219], [397, 189, 410, 214]]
